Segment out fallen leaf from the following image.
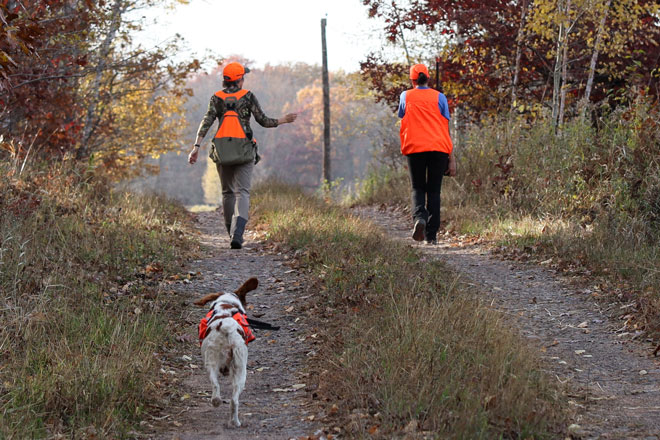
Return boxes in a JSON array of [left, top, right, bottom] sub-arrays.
[[640, 370, 648, 375], [176, 334, 195, 343], [574, 350, 586, 355], [291, 383, 306, 390], [577, 321, 588, 328]]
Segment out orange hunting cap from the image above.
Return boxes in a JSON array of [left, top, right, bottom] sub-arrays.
[[223, 62, 250, 82], [409, 63, 429, 81]]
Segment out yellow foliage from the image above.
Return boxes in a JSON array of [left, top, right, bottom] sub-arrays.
[[92, 78, 188, 179], [202, 156, 221, 205]]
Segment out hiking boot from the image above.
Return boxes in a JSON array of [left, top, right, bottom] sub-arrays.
[[412, 219, 426, 242], [229, 216, 247, 250], [425, 238, 437, 245]]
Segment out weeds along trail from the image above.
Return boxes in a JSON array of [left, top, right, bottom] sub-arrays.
[[252, 183, 563, 439], [356, 205, 660, 439]]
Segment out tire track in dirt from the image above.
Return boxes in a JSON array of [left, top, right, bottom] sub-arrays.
[[356, 206, 660, 440], [146, 211, 319, 440]]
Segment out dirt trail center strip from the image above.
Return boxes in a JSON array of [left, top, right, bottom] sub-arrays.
[[148, 211, 319, 440]]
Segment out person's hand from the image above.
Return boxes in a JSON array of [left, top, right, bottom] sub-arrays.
[[447, 154, 457, 177], [278, 113, 297, 125], [188, 145, 199, 164]]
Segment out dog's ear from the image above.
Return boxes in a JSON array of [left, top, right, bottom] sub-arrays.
[[194, 293, 221, 306], [234, 277, 258, 306]]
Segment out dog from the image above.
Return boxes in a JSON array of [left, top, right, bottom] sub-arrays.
[[194, 277, 258, 428]]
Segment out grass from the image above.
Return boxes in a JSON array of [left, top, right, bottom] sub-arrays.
[[253, 181, 564, 438], [0, 163, 197, 438]]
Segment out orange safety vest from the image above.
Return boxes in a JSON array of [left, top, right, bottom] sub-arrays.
[[400, 88, 453, 156], [199, 310, 255, 346]]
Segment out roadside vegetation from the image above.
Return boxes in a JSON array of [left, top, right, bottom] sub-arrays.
[[0, 163, 197, 438], [253, 182, 564, 438], [354, 96, 660, 342]]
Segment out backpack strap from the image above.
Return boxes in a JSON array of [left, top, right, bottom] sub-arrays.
[[213, 89, 250, 121], [214, 89, 250, 100]]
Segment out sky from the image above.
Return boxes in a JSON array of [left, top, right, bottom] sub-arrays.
[[135, 0, 395, 72]]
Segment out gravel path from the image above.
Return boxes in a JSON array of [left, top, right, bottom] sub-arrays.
[[146, 211, 319, 440], [356, 206, 660, 440]]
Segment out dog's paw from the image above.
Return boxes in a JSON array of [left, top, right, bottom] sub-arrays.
[[211, 397, 221, 407], [227, 419, 241, 428]]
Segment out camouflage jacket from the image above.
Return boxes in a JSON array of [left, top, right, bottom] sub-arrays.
[[196, 86, 279, 141]]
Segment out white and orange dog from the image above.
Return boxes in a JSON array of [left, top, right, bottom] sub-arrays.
[[194, 277, 258, 428]]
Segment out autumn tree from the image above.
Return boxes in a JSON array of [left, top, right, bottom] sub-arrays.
[[361, 0, 660, 121], [0, 0, 199, 178]]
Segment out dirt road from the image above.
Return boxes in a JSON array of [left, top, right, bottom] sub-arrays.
[[146, 211, 320, 440], [356, 206, 660, 440]]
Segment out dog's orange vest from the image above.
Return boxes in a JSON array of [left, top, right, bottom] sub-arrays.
[[400, 88, 453, 156], [199, 310, 255, 346]]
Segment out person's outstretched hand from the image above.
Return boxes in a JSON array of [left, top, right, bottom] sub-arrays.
[[278, 113, 297, 125], [188, 146, 199, 164]]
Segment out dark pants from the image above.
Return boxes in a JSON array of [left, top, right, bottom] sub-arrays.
[[406, 151, 449, 240]]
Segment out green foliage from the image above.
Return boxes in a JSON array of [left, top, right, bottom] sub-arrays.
[[0, 164, 196, 438], [252, 181, 563, 438]]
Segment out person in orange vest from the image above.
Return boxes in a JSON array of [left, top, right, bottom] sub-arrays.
[[398, 63, 456, 244], [188, 62, 297, 249]]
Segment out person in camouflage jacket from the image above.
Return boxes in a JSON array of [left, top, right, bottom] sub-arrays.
[[188, 62, 297, 249]]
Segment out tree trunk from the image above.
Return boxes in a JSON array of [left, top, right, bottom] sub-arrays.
[[78, 0, 125, 160], [392, 3, 411, 65], [558, 0, 572, 129], [454, 21, 465, 150], [511, 0, 529, 110], [584, 0, 611, 104], [321, 18, 331, 184], [551, 0, 564, 128], [558, 25, 569, 128]]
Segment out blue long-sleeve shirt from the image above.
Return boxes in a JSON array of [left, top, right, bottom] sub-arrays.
[[398, 86, 451, 121]]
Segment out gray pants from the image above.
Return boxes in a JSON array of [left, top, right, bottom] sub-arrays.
[[216, 161, 253, 243]]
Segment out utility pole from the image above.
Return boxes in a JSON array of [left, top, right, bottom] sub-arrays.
[[321, 17, 331, 184]]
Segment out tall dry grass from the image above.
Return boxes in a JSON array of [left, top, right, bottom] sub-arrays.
[[253, 182, 563, 438], [0, 163, 196, 438], [354, 94, 660, 339]]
